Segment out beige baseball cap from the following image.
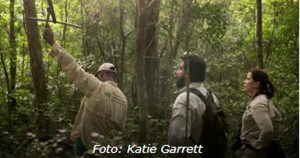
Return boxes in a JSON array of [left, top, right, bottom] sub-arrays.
[[97, 62, 117, 74]]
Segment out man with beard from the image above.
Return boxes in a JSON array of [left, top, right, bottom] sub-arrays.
[[168, 54, 221, 155]]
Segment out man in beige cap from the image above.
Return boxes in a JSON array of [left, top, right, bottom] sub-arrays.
[[43, 25, 127, 156]]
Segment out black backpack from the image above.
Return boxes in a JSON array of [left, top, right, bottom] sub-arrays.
[[189, 88, 228, 158], [266, 140, 286, 158]]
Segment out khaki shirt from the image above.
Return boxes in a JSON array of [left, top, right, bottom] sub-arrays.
[[50, 42, 127, 148], [240, 94, 281, 150], [168, 82, 219, 145]]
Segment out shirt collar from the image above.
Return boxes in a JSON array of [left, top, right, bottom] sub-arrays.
[[178, 82, 204, 93]]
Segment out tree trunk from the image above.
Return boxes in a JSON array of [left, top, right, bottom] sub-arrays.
[[23, 0, 49, 133], [160, 0, 185, 111], [171, 0, 185, 59], [81, 1, 91, 58], [182, 0, 192, 140], [135, 0, 149, 144], [61, 0, 69, 47], [118, 0, 126, 90], [145, 0, 160, 117], [183, 0, 192, 52], [80, 0, 86, 58], [256, 0, 264, 68], [9, 0, 17, 114], [0, 47, 12, 131]]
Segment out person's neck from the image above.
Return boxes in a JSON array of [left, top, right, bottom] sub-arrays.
[[250, 89, 260, 98]]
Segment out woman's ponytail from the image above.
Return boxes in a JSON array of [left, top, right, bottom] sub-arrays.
[[265, 80, 275, 99]]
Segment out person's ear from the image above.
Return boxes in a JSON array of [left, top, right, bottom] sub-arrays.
[[101, 71, 106, 78], [100, 72, 104, 78], [96, 71, 103, 79]]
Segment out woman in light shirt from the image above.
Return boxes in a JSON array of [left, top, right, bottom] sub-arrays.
[[240, 68, 281, 158]]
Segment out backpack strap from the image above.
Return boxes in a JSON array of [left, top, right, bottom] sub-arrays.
[[189, 88, 207, 104], [188, 88, 222, 140], [188, 88, 211, 144], [190, 88, 216, 110]]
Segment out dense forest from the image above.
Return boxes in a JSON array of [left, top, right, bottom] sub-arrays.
[[0, 0, 298, 157]]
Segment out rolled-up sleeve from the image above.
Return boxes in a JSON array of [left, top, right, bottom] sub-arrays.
[[49, 42, 101, 97]]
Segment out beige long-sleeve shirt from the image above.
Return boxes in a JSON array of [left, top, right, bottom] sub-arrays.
[[168, 82, 219, 145], [240, 94, 282, 150], [50, 42, 127, 148]]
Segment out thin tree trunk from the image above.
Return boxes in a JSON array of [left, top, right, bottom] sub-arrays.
[[135, 0, 149, 144], [9, 0, 17, 112], [182, 0, 192, 141], [80, 0, 91, 58], [256, 0, 264, 68], [264, 1, 276, 66], [145, 0, 160, 117], [0, 49, 12, 132], [161, 0, 184, 111], [57, 0, 69, 115], [21, 42, 26, 78], [0, 53, 10, 98], [171, 21, 184, 58], [21, 6, 27, 79], [118, 0, 126, 90], [96, 37, 106, 61], [61, 0, 69, 47], [23, 0, 49, 133], [171, 0, 185, 59], [182, 0, 192, 53], [80, 0, 86, 58]]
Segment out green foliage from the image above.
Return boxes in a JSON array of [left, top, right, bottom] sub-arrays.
[[191, 1, 230, 49]]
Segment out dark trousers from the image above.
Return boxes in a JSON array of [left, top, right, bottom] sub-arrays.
[[75, 138, 87, 156], [240, 145, 266, 158]]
